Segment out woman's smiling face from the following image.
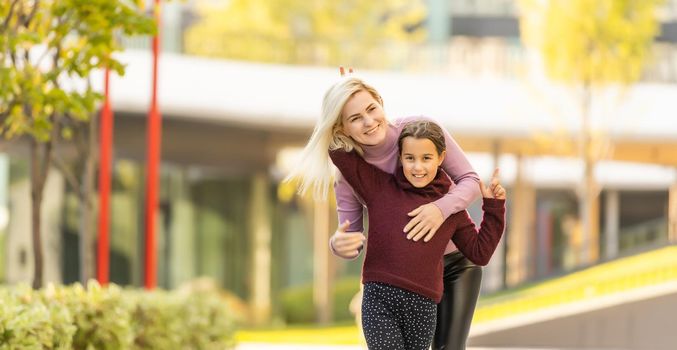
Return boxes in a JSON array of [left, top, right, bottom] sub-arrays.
[[340, 90, 387, 146]]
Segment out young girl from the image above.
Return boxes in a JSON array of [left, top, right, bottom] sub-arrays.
[[329, 120, 506, 350]]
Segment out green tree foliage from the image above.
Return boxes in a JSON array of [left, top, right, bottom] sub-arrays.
[[518, 0, 664, 263], [520, 0, 663, 86], [0, 0, 155, 288], [184, 0, 426, 68]]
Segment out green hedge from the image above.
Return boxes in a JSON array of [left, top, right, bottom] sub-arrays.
[[280, 276, 361, 324], [0, 281, 237, 350]]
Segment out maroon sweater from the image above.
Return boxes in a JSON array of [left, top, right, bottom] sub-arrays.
[[329, 149, 505, 302]]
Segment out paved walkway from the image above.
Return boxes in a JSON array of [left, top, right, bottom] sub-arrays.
[[236, 344, 362, 350], [236, 344, 561, 350]]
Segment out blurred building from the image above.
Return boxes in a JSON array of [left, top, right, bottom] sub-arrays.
[[0, 0, 676, 328], [423, 0, 677, 293], [425, 0, 677, 82]]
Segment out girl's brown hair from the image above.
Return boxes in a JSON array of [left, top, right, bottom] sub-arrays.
[[397, 120, 446, 155]]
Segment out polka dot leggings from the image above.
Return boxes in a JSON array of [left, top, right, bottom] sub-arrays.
[[361, 282, 437, 350]]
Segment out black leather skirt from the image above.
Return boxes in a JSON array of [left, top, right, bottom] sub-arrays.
[[432, 251, 483, 350]]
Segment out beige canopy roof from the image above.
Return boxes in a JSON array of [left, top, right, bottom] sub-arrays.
[[101, 50, 677, 167]]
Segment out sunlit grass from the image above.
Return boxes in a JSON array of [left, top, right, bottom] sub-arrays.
[[474, 245, 677, 323], [237, 245, 677, 344], [236, 324, 361, 344]]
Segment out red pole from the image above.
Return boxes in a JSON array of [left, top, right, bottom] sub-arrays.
[[144, 0, 162, 289], [97, 68, 112, 285]]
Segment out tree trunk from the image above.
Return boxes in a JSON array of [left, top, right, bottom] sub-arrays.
[[29, 138, 52, 289], [578, 84, 599, 266], [79, 118, 97, 284]]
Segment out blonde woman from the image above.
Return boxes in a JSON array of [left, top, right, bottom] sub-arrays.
[[287, 76, 482, 350]]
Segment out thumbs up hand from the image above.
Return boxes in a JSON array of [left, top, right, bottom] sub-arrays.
[[330, 220, 366, 259], [479, 168, 506, 200]]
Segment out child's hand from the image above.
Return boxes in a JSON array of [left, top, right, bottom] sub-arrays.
[[479, 168, 506, 200]]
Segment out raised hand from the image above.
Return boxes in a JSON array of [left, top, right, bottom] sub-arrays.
[[479, 168, 506, 200]]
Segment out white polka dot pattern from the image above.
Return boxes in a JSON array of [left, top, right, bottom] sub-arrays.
[[361, 282, 437, 350]]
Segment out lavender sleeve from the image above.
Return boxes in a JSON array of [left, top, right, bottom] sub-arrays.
[[404, 116, 481, 218], [334, 172, 365, 232]]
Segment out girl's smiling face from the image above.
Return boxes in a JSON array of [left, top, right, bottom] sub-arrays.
[[399, 136, 446, 188]]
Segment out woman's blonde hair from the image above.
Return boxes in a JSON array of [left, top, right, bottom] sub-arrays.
[[285, 77, 384, 200]]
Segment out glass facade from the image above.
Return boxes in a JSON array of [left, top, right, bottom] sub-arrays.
[[450, 0, 517, 16]]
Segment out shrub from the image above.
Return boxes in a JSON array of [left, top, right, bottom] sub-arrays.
[[280, 283, 315, 324], [280, 276, 361, 324], [332, 276, 361, 321], [177, 290, 237, 349], [128, 290, 183, 349], [0, 280, 238, 350], [0, 285, 76, 349], [59, 282, 134, 349]]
